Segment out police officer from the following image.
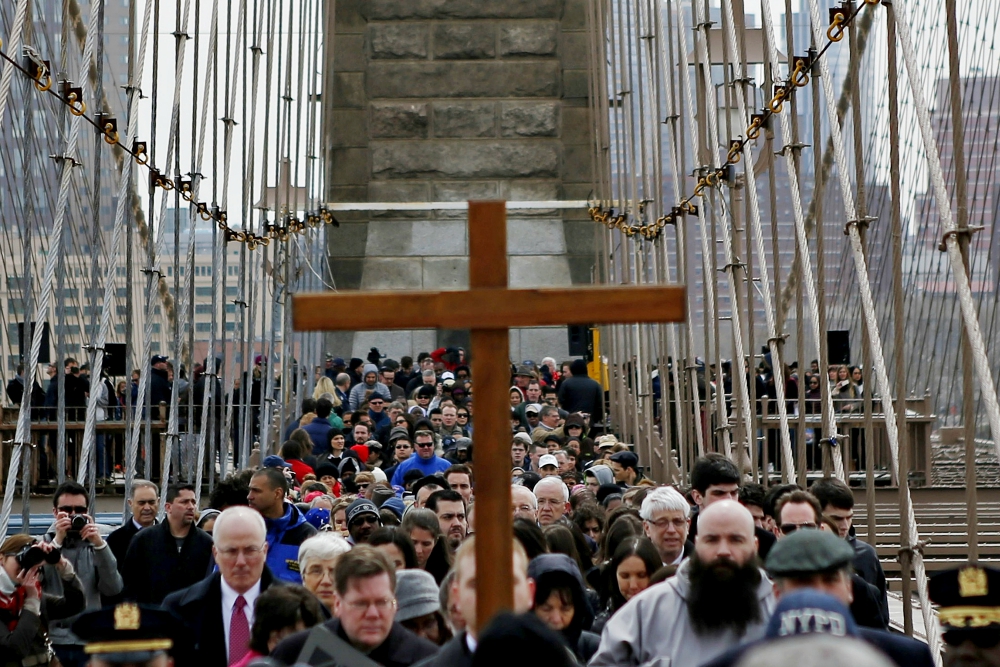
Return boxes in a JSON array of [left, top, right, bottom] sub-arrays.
[[72, 602, 177, 667], [930, 564, 1000, 667]]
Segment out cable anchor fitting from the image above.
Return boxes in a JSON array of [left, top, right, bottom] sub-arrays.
[[938, 225, 984, 252], [844, 216, 877, 236], [828, 8, 849, 42]]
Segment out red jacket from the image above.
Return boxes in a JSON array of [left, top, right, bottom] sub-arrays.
[[287, 458, 314, 485]]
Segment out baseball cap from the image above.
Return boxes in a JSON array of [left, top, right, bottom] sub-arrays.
[[765, 590, 859, 639], [765, 529, 856, 578], [609, 451, 638, 469], [150, 355, 168, 365], [389, 427, 411, 443], [345, 499, 379, 526], [262, 455, 289, 469], [332, 357, 346, 366], [440, 371, 455, 381], [596, 434, 619, 449], [512, 432, 533, 447], [538, 454, 559, 469], [525, 403, 542, 415]]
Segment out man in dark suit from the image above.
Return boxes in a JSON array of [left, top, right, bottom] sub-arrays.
[[106, 480, 160, 575], [123, 482, 214, 604], [271, 546, 438, 667], [163, 506, 280, 667]]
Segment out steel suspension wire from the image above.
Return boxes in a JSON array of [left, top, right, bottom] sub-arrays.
[[718, 0, 795, 482], [758, 0, 845, 480], [0, 0, 102, 536], [692, 0, 754, 465], [892, 0, 1000, 470]]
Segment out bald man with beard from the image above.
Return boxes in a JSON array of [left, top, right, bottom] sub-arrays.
[[590, 500, 776, 667]]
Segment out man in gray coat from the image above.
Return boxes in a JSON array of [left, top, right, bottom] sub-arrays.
[[42, 481, 124, 667], [589, 500, 775, 667]]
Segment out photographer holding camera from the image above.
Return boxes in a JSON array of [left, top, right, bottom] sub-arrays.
[[0, 534, 85, 666], [42, 482, 123, 667]]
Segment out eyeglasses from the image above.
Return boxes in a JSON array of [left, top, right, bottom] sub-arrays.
[[217, 543, 266, 559], [415, 441, 434, 448], [779, 522, 818, 535], [58, 505, 88, 515], [395, 444, 411, 450], [344, 597, 396, 613]]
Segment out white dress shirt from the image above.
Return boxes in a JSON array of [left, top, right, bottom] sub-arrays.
[[220, 577, 262, 663]]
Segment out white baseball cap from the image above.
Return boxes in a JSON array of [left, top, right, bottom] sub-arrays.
[[539, 454, 559, 469]]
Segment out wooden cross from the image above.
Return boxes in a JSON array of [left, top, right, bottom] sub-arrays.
[[293, 201, 685, 628]]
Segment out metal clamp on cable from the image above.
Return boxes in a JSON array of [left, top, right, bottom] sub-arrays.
[[938, 226, 984, 252], [63, 83, 86, 117], [96, 114, 118, 145], [133, 141, 149, 165], [896, 539, 928, 560], [844, 216, 877, 236], [24, 49, 51, 92], [792, 56, 811, 87], [828, 8, 849, 42]]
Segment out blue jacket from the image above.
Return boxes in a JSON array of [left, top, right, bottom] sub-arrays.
[[390, 454, 452, 486], [301, 416, 333, 457], [264, 503, 318, 584]]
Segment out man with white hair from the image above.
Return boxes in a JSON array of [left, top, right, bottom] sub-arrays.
[[641, 486, 693, 565], [163, 506, 281, 667], [511, 485, 538, 523], [533, 476, 569, 527], [590, 500, 775, 667]]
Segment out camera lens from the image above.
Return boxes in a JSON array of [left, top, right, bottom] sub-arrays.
[[71, 515, 88, 532]]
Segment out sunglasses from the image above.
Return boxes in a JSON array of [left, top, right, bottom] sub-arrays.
[[395, 444, 411, 450], [415, 442, 434, 448], [58, 505, 88, 515], [350, 515, 379, 526], [779, 522, 818, 535]]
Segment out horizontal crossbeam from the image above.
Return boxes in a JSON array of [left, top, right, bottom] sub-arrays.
[[293, 285, 686, 331]]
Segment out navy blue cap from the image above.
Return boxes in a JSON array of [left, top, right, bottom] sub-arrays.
[[262, 455, 289, 469], [73, 603, 177, 663], [609, 450, 638, 469], [765, 590, 860, 639]]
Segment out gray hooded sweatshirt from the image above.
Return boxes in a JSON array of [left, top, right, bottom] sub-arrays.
[[586, 464, 615, 487], [348, 363, 391, 411], [589, 558, 775, 667]]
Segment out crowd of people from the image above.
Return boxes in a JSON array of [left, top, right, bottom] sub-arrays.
[[0, 348, 990, 666]]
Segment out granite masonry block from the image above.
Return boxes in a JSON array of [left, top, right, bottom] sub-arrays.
[[507, 219, 567, 255], [562, 69, 590, 100], [364, 0, 563, 21], [371, 141, 560, 179], [327, 222, 370, 258], [366, 221, 415, 255], [369, 24, 430, 59], [360, 257, 424, 289], [422, 257, 470, 290], [561, 106, 592, 144], [433, 23, 496, 60], [334, 35, 367, 71], [335, 0, 366, 33], [433, 181, 501, 201], [368, 61, 561, 99], [563, 220, 598, 256], [503, 181, 560, 216], [371, 103, 429, 139], [567, 253, 596, 285], [333, 72, 366, 109], [499, 23, 560, 57], [367, 181, 431, 219], [331, 110, 368, 148], [330, 148, 370, 185], [509, 255, 572, 287], [433, 102, 496, 138], [562, 0, 588, 29], [500, 102, 560, 137], [329, 257, 366, 290], [326, 186, 369, 223], [411, 221, 468, 256], [563, 143, 594, 183], [560, 31, 592, 70]]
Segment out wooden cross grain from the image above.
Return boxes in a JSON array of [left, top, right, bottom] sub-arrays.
[[293, 201, 685, 629]]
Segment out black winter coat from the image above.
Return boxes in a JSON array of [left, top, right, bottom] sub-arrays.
[[271, 618, 438, 667], [122, 520, 214, 604]]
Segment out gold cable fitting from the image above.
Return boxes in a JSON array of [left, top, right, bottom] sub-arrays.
[[35, 73, 52, 92], [769, 85, 787, 114], [103, 122, 119, 145], [693, 180, 707, 198], [792, 56, 811, 87], [828, 9, 848, 42], [747, 114, 765, 140], [133, 141, 148, 165], [66, 91, 86, 117], [727, 140, 743, 164]]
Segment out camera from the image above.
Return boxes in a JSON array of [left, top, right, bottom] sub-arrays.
[[70, 515, 89, 532], [16, 544, 61, 571]]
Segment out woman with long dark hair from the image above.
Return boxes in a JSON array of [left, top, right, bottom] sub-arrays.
[[401, 509, 452, 584], [591, 536, 662, 634]]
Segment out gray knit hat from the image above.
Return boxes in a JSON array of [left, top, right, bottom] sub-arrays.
[[394, 569, 441, 622], [389, 426, 411, 443]]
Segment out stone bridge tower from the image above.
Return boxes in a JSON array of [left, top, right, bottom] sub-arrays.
[[324, 0, 597, 362]]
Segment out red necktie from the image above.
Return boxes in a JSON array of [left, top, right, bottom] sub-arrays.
[[229, 595, 250, 665]]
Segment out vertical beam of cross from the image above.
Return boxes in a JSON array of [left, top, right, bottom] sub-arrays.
[[468, 201, 515, 624]]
